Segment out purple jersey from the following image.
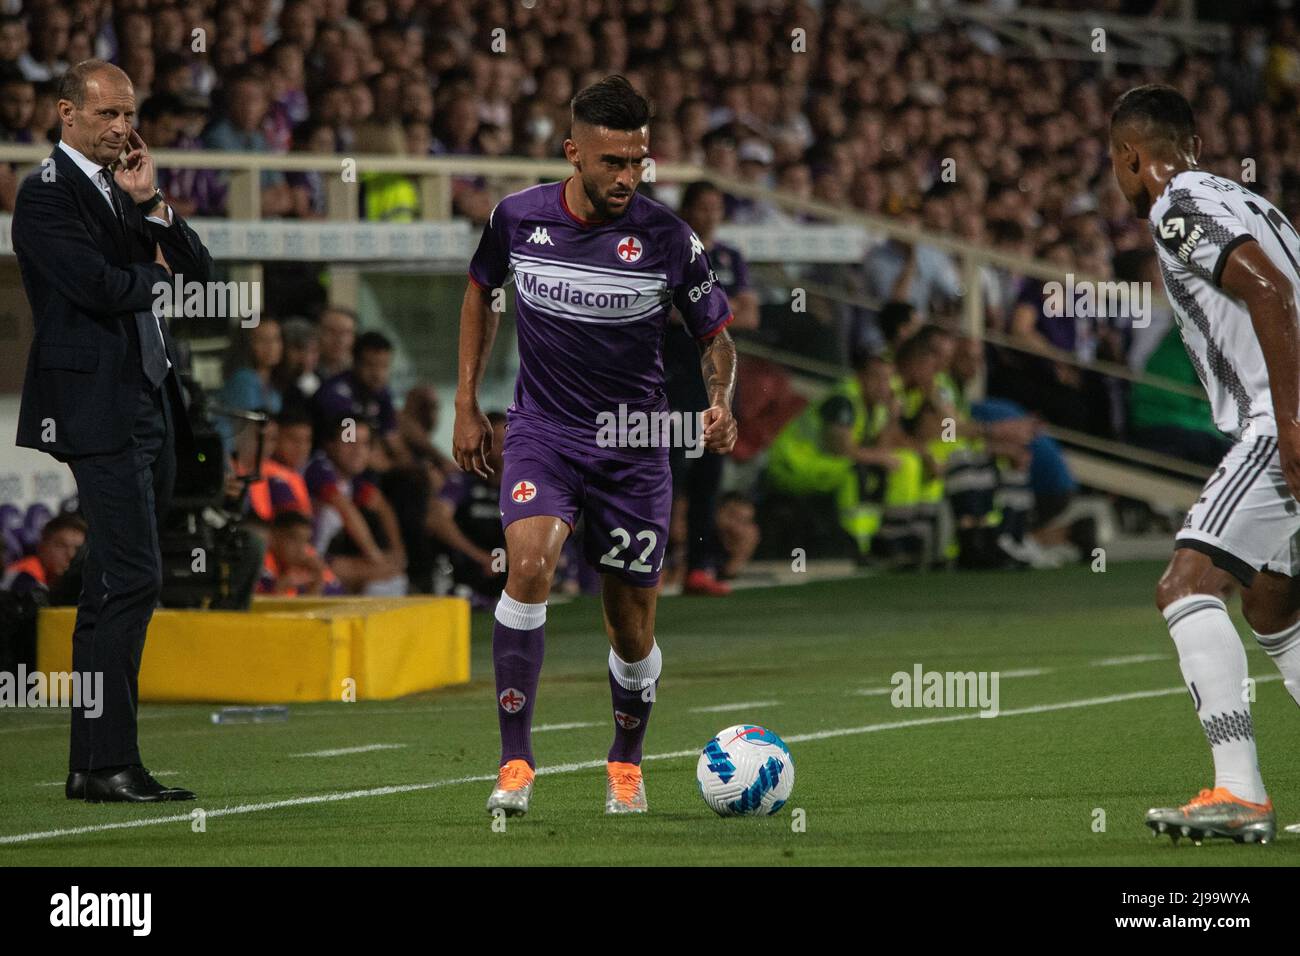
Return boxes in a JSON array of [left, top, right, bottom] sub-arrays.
[[468, 180, 733, 460], [313, 371, 398, 435]]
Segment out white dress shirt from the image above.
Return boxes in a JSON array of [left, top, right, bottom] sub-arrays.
[[57, 139, 172, 370]]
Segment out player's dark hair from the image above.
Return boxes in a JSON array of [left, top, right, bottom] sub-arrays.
[[40, 513, 87, 541], [155, 51, 191, 77], [352, 330, 393, 363], [271, 510, 312, 532], [894, 331, 934, 369], [571, 74, 651, 131], [914, 323, 955, 354], [1110, 84, 1196, 150], [275, 405, 313, 429], [680, 180, 722, 214], [877, 301, 917, 344], [139, 92, 184, 124]]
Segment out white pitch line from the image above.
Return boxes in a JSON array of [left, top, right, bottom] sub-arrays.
[[1090, 654, 1170, 667], [290, 744, 407, 758], [533, 722, 598, 732], [5, 680, 1275, 847], [689, 700, 781, 714], [0, 722, 67, 735]]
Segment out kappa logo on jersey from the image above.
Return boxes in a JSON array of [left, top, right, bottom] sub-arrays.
[[511, 480, 537, 503], [499, 688, 526, 713], [688, 231, 705, 263], [526, 227, 554, 246], [615, 235, 643, 263], [614, 710, 641, 730]]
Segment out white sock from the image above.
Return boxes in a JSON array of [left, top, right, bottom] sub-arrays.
[[608, 641, 662, 691], [1253, 619, 1300, 709], [1163, 595, 1267, 804]]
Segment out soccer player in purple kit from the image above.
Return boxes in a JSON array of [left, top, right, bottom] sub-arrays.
[[453, 76, 738, 816]]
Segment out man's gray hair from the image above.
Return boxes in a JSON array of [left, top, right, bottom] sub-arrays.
[[57, 59, 129, 108]]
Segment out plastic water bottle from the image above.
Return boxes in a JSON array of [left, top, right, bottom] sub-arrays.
[[210, 705, 289, 725]]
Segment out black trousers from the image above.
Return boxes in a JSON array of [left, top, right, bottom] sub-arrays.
[[65, 374, 176, 771], [670, 442, 724, 574]]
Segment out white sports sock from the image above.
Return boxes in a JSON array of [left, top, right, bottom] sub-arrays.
[[608, 641, 662, 691], [1253, 619, 1300, 709], [495, 593, 546, 630], [1163, 595, 1267, 804]]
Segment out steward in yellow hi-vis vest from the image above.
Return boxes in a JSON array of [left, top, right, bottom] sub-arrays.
[[766, 354, 918, 561], [361, 172, 419, 222]]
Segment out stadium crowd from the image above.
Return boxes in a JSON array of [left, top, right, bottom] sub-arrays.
[[4, 0, 1299, 600]]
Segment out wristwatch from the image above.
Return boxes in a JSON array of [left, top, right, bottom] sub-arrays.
[[136, 189, 165, 215]]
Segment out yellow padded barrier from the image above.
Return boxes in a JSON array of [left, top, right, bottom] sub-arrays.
[[36, 596, 471, 703]]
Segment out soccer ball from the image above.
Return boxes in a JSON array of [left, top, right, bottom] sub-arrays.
[[696, 724, 795, 816]]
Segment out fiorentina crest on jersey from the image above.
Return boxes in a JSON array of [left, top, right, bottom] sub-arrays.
[[499, 688, 526, 713], [511, 480, 537, 503], [614, 710, 642, 730], [615, 235, 643, 263]]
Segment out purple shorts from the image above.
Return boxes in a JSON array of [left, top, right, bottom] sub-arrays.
[[499, 426, 670, 587]]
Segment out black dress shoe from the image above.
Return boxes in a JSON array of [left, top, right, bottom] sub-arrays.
[[84, 766, 197, 803], [65, 771, 88, 800]]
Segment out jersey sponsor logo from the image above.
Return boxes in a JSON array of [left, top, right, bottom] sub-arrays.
[[510, 257, 667, 323], [499, 688, 526, 713], [1158, 216, 1187, 239], [517, 270, 641, 311], [616, 235, 643, 263], [687, 269, 718, 303], [526, 226, 554, 245], [614, 710, 642, 730], [510, 480, 537, 503], [688, 231, 705, 263], [1175, 223, 1206, 263], [1157, 214, 1206, 263]]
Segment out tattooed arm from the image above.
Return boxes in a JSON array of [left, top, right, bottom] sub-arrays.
[[698, 327, 738, 454]]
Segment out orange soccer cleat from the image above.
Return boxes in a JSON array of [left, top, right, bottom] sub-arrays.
[[1146, 786, 1275, 845]]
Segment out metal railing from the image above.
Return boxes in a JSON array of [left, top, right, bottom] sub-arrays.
[[0, 143, 1215, 493]]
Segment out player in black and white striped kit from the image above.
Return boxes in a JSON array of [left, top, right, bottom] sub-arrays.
[[1111, 85, 1300, 845]]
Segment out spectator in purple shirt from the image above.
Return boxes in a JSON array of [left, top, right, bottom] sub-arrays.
[[312, 330, 399, 451], [140, 92, 227, 218]]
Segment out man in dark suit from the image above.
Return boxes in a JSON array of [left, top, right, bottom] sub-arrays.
[[12, 60, 213, 803]]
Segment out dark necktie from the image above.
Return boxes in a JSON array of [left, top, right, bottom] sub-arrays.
[[102, 167, 168, 388]]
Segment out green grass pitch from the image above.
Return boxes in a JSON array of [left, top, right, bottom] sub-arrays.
[[2, 560, 1297, 866]]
